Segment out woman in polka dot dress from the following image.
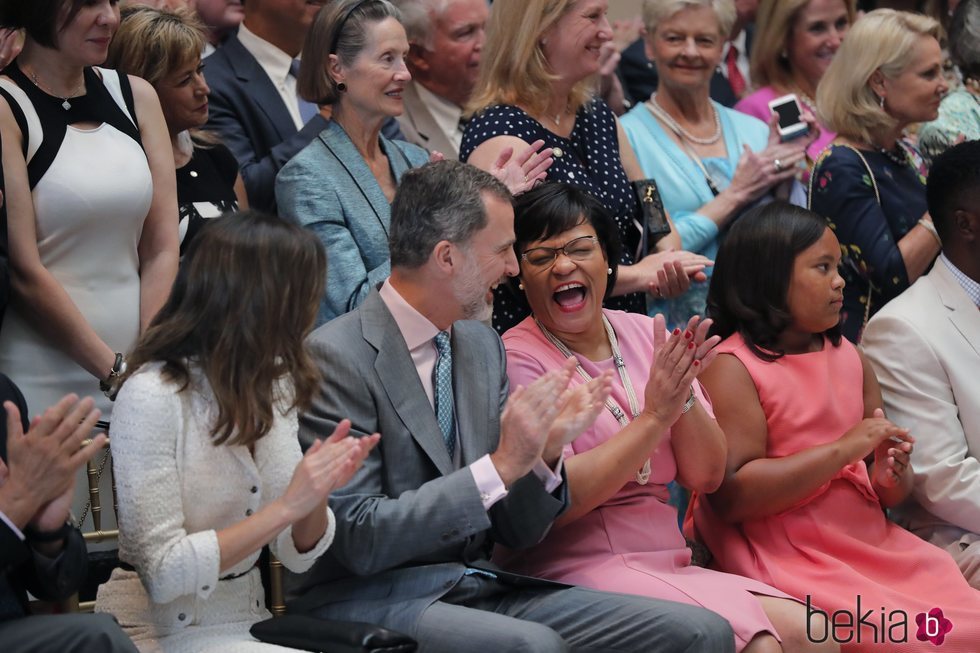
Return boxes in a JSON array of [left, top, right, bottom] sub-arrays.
[[462, 0, 711, 334]]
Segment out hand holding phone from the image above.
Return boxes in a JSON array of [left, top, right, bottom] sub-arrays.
[[768, 94, 810, 142]]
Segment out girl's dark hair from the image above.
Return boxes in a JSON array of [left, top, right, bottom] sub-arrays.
[[707, 201, 842, 361], [122, 211, 327, 447], [512, 182, 621, 299], [0, 0, 86, 49]]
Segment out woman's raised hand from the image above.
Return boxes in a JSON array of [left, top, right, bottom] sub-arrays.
[[726, 112, 818, 205], [281, 420, 380, 522], [838, 408, 913, 468], [490, 139, 553, 195], [642, 315, 719, 426], [635, 250, 713, 299]]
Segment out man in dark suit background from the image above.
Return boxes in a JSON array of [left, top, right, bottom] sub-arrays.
[[289, 161, 734, 652], [203, 0, 331, 212], [0, 375, 135, 652], [204, 0, 405, 212]]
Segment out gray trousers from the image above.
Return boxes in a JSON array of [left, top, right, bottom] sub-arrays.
[[415, 572, 735, 653], [0, 613, 138, 653]]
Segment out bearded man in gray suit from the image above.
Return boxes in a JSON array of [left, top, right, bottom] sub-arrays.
[[290, 161, 735, 652]]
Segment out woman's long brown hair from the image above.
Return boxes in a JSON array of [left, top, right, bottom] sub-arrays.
[[122, 211, 327, 448]]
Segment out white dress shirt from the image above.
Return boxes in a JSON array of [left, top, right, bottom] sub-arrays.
[[236, 23, 304, 130]]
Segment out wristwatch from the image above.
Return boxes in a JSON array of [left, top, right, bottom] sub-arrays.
[[24, 521, 72, 543], [681, 386, 697, 413]]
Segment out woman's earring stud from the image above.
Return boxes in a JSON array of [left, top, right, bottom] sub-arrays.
[[607, 267, 613, 275]]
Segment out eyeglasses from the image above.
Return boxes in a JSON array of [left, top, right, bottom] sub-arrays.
[[521, 235, 600, 269]]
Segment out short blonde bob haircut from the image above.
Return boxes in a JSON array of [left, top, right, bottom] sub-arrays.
[[467, 0, 594, 117], [298, 0, 402, 106], [816, 9, 941, 144], [750, 0, 856, 91], [106, 4, 206, 87], [641, 0, 735, 42]]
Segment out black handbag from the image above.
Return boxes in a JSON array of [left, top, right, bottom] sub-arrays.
[[250, 615, 418, 653]]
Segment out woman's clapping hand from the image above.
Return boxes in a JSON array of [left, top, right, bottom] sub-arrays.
[[490, 139, 554, 195], [281, 420, 380, 522], [642, 315, 720, 427], [727, 112, 819, 205]]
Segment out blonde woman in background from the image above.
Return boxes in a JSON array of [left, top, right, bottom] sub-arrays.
[[107, 5, 247, 257]]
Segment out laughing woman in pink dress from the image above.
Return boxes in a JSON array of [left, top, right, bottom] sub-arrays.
[[694, 201, 980, 652], [496, 182, 835, 653]]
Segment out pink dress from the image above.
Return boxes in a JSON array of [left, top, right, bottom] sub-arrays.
[[498, 311, 792, 652], [735, 86, 834, 162], [691, 333, 980, 652]]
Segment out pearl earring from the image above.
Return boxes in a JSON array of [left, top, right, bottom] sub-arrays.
[[878, 94, 885, 109], [518, 282, 525, 290], [607, 267, 613, 275]]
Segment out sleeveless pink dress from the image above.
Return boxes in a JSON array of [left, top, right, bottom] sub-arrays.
[[691, 333, 980, 651], [498, 311, 793, 651]]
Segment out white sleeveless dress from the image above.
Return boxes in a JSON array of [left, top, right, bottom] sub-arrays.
[[0, 68, 152, 418]]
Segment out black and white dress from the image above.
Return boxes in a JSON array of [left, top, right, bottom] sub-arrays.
[[177, 141, 239, 256]]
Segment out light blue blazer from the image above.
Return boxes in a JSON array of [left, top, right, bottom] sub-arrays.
[[276, 120, 429, 324]]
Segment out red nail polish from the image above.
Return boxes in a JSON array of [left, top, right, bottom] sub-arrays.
[[685, 331, 693, 339], [693, 360, 700, 367], [673, 328, 681, 335], [688, 342, 695, 349]]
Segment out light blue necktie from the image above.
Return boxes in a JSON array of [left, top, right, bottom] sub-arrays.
[[289, 59, 318, 124], [432, 331, 455, 459]]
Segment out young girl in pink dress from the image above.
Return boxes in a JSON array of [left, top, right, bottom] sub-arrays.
[[496, 183, 836, 653], [694, 201, 980, 652]]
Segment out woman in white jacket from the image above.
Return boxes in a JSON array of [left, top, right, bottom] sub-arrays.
[[95, 211, 379, 652]]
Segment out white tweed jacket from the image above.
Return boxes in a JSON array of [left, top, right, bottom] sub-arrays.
[[99, 362, 334, 608]]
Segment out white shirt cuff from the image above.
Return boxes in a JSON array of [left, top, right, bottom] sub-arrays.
[[533, 456, 564, 493], [0, 510, 25, 541], [470, 454, 508, 510]]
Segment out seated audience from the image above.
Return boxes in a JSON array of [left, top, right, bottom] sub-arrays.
[[809, 9, 945, 342], [277, 0, 548, 325], [94, 212, 378, 651], [918, 0, 980, 164], [0, 0, 178, 419], [736, 0, 854, 163], [393, 0, 488, 159], [107, 4, 248, 257], [863, 140, 980, 588], [621, 0, 815, 327], [0, 379, 135, 653], [463, 0, 712, 334], [495, 183, 835, 653], [693, 201, 980, 652], [288, 160, 735, 652]]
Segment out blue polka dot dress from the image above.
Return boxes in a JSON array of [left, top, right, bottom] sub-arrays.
[[461, 99, 645, 334]]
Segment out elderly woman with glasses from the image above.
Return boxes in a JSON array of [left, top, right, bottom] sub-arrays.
[[493, 182, 834, 653]]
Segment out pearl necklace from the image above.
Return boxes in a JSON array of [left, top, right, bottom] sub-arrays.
[[646, 93, 721, 145]]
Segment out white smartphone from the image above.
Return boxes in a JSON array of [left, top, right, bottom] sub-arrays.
[[768, 93, 810, 141]]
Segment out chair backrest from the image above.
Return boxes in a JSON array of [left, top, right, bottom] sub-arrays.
[[74, 421, 116, 612]]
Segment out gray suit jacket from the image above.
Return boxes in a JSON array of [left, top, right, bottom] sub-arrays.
[[396, 82, 460, 159], [289, 290, 568, 636], [276, 122, 429, 325]]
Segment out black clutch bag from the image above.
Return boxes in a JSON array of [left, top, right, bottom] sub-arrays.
[[632, 178, 671, 256], [250, 615, 418, 653]]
